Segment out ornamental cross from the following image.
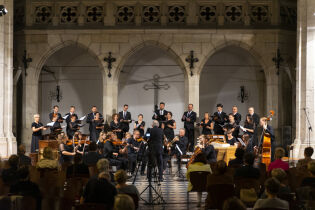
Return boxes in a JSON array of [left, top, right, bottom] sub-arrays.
[[104, 52, 116, 78], [143, 74, 170, 110], [272, 48, 284, 75], [201, 7, 215, 21], [185, 50, 199, 76]]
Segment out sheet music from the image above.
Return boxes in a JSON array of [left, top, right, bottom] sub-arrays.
[[47, 122, 55, 127], [239, 125, 247, 132], [63, 115, 69, 120], [175, 144, 183, 155], [237, 138, 246, 146], [61, 125, 66, 128], [79, 116, 86, 121]]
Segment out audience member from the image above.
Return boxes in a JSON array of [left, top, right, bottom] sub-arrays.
[[83, 141, 101, 166], [234, 152, 260, 179], [186, 152, 212, 207], [268, 147, 289, 172], [228, 147, 245, 167], [115, 170, 139, 199], [10, 166, 41, 210], [17, 145, 31, 166], [1, 155, 20, 186], [66, 153, 89, 178], [261, 168, 291, 198], [223, 196, 246, 210], [114, 194, 135, 210], [297, 147, 314, 170], [253, 178, 289, 210], [301, 160, 315, 188], [36, 147, 58, 169], [81, 159, 117, 208]]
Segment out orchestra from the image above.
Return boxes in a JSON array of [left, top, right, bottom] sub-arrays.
[[31, 101, 275, 179]]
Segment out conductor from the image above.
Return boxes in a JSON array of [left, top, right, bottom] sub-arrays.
[[146, 120, 164, 182]]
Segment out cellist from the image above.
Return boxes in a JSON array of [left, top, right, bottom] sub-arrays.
[[255, 117, 275, 161]]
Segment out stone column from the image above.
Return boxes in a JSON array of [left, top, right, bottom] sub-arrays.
[[0, 0, 17, 157], [293, 0, 315, 158], [103, 75, 118, 122], [187, 73, 200, 117]]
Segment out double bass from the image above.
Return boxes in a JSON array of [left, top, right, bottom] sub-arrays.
[[256, 110, 274, 169]]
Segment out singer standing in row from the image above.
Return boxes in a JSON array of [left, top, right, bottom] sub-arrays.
[[119, 104, 132, 136], [65, 106, 78, 138], [182, 104, 196, 152], [134, 114, 145, 137], [31, 114, 47, 153], [152, 102, 168, 128], [86, 106, 103, 141]]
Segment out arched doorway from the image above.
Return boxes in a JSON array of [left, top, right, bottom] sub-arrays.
[[118, 46, 186, 133], [38, 45, 103, 134], [200, 46, 266, 120]]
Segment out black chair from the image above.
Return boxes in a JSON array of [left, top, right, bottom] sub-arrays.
[[187, 171, 210, 204], [206, 184, 235, 209]]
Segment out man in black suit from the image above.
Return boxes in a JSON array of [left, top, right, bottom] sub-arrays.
[[152, 102, 168, 128], [86, 106, 103, 141], [248, 107, 260, 127], [256, 117, 275, 161], [181, 104, 197, 152], [213, 104, 228, 135], [147, 120, 164, 182], [65, 106, 78, 138], [49, 105, 63, 122], [119, 104, 132, 135], [231, 105, 242, 125], [170, 128, 188, 172]]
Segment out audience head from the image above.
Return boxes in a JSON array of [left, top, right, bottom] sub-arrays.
[[235, 148, 245, 160], [304, 147, 314, 158], [215, 160, 227, 175], [271, 168, 287, 184], [114, 169, 128, 185], [17, 145, 26, 156], [223, 196, 246, 210], [244, 152, 256, 166], [307, 161, 315, 176], [264, 177, 281, 197], [98, 171, 111, 182], [274, 147, 285, 160], [89, 141, 97, 152], [152, 120, 159, 128], [114, 194, 135, 210], [192, 153, 207, 164], [8, 154, 19, 169], [43, 147, 54, 160], [97, 158, 110, 173]]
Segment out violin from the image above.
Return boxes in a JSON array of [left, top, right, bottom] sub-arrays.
[[136, 137, 144, 142]]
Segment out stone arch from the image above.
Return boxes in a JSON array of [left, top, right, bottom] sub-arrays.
[[113, 40, 188, 81]]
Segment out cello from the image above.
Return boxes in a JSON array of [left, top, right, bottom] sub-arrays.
[[257, 110, 274, 169]]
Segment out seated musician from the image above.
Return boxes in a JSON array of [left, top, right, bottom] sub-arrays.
[[49, 105, 63, 123], [74, 132, 87, 154], [127, 130, 141, 175], [226, 130, 237, 146], [162, 112, 176, 141], [59, 134, 77, 164], [223, 114, 239, 138], [200, 112, 213, 135], [103, 133, 128, 170], [110, 113, 123, 140], [134, 114, 145, 137], [67, 115, 80, 139], [97, 131, 106, 154], [198, 135, 217, 164], [90, 112, 104, 142], [169, 128, 188, 172], [50, 115, 62, 137], [213, 104, 228, 135]]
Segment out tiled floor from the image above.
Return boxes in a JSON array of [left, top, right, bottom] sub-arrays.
[[128, 165, 207, 210]]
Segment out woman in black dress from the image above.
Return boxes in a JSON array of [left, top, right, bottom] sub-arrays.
[[162, 112, 176, 141], [223, 114, 239, 138], [134, 114, 145, 137], [110, 113, 123, 140], [31, 114, 47, 153], [59, 138, 76, 164], [244, 114, 255, 137], [90, 112, 104, 142], [200, 112, 213, 135], [67, 115, 80, 139]]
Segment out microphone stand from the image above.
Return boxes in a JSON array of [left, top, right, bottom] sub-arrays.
[[303, 108, 312, 147]]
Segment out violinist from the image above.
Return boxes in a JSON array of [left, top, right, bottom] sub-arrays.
[[97, 131, 107, 154], [65, 106, 78, 137], [49, 105, 63, 123], [169, 129, 188, 172], [90, 112, 104, 142], [31, 114, 47, 153], [213, 104, 228, 135], [223, 114, 239, 138], [127, 130, 141, 175], [232, 105, 242, 125], [119, 104, 132, 135], [86, 106, 103, 141], [198, 135, 217, 164], [134, 114, 145, 137], [200, 112, 213, 135], [67, 115, 80, 139], [110, 113, 123, 140], [74, 132, 86, 154], [59, 134, 77, 164], [103, 133, 128, 170], [162, 112, 176, 141]]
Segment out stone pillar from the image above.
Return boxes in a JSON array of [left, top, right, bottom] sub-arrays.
[[103, 75, 118, 122], [0, 0, 17, 157], [293, 0, 315, 158], [187, 73, 200, 117]]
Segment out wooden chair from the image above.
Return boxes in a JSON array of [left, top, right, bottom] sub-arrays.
[[234, 177, 261, 197], [206, 184, 235, 209], [187, 171, 210, 204], [74, 203, 110, 210]]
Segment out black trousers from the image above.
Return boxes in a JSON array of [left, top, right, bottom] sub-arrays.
[[128, 153, 137, 173], [147, 150, 163, 182], [109, 157, 128, 170], [185, 128, 195, 152], [170, 148, 182, 171]]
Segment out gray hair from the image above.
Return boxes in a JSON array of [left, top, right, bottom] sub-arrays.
[[96, 158, 110, 173], [152, 120, 159, 127], [179, 128, 185, 132]]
